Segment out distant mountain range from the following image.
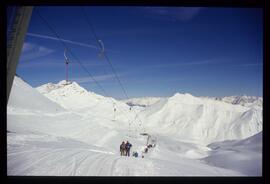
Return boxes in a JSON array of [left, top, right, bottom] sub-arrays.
[[122, 95, 262, 109]]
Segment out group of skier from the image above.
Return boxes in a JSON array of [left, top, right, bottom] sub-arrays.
[[120, 136, 156, 158], [120, 141, 132, 156]]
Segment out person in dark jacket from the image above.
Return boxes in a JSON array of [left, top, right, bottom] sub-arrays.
[[144, 147, 148, 153], [125, 141, 132, 157], [132, 151, 138, 158], [120, 141, 126, 156]]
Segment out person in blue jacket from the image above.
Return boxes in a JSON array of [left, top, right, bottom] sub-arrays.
[[125, 141, 132, 157]]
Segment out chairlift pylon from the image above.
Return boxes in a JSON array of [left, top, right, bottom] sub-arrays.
[[64, 48, 69, 85]]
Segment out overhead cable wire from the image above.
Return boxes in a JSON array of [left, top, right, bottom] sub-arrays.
[[81, 7, 130, 100], [81, 7, 147, 135], [36, 9, 136, 133], [36, 9, 109, 97]]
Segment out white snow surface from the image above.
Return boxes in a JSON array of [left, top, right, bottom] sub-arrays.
[[7, 77, 262, 176], [8, 77, 65, 113], [203, 132, 262, 176]]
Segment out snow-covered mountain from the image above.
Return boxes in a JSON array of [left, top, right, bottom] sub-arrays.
[[36, 80, 106, 110], [202, 95, 262, 108], [35, 81, 262, 144], [122, 97, 163, 107], [36, 81, 262, 145], [125, 95, 263, 109], [139, 93, 262, 144], [219, 95, 262, 108], [7, 77, 262, 176], [36, 80, 136, 122]]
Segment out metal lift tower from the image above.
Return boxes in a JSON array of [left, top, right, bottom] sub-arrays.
[[64, 48, 69, 85]]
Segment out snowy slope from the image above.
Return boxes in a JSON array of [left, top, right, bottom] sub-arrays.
[[7, 76, 65, 113], [139, 93, 262, 144], [7, 78, 262, 176], [203, 132, 262, 176], [8, 131, 245, 176]]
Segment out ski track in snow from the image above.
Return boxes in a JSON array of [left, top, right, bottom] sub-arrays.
[[7, 133, 254, 176]]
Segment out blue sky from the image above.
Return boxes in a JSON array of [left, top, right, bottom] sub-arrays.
[[8, 6, 263, 99]]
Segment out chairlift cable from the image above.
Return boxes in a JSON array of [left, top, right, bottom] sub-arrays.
[[80, 7, 148, 134], [81, 7, 129, 100], [37, 9, 136, 127], [81, 7, 139, 134], [36, 9, 109, 97]]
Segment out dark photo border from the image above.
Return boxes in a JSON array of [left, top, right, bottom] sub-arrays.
[[1, 0, 268, 184]]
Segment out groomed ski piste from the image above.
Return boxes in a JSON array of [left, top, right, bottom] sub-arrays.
[[7, 76, 262, 176]]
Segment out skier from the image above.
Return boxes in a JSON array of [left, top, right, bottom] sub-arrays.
[[144, 147, 148, 153], [125, 141, 132, 157], [120, 141, 126, 156]]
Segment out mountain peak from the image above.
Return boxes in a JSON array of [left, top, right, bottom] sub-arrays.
[[36, 80, 87, 95], [36, 80, 110, 110], [170, 92, 199, 104], [57, 80, 71, 86]]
